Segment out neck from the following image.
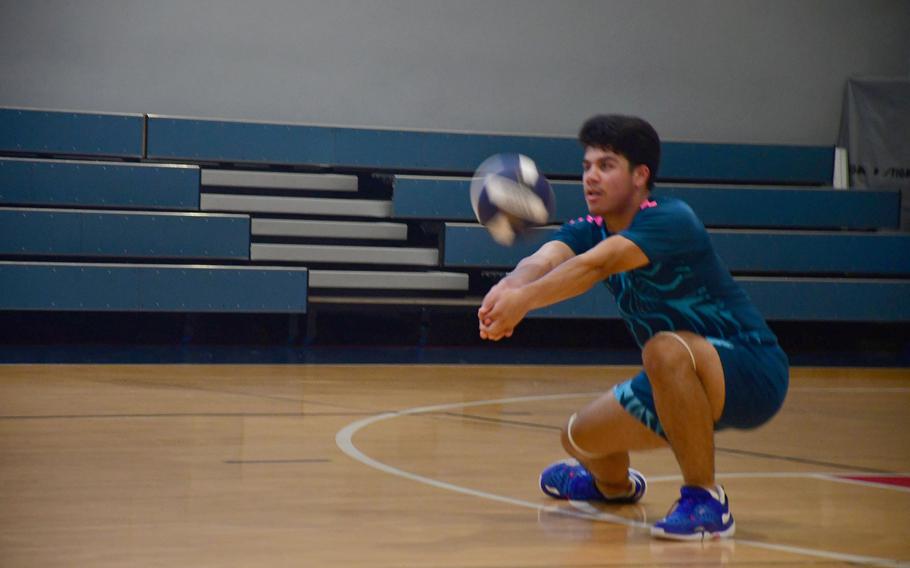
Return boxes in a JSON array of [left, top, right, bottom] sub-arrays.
[[603, 188, 651, 233]]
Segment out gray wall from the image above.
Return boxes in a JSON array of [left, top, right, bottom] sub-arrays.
[[1, 0, 908, 145]]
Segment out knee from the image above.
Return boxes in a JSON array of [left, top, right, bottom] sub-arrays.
[[559, 413, 600, 461], [642, 333, 694, 385]]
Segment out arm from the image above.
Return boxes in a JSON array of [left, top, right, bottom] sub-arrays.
[[480, 235, 650, 340], [493, 240, 575, 289], [478, 241, 574, 339]]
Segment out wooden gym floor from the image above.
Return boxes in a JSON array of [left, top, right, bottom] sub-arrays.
[[1, 364, 908, 567]]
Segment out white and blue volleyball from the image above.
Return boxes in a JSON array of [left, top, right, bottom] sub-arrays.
[[469, 153, 556, 246]]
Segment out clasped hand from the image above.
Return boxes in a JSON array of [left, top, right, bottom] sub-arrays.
[[477, 282, 529, 341]]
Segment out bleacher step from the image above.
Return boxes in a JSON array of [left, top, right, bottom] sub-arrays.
[[201, 169, 358, 192], [202, 193, 392, 218], [252, 218, 407, 240], [309, 295, 479, 306], [308, 270, 468, 291], [251, 243, 437, 265]]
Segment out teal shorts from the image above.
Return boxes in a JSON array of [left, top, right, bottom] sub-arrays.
[[614, 335, 789, 438]]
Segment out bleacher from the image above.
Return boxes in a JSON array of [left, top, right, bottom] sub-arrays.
[[424, 181, 909, 320], [1, 106, 907, 340]]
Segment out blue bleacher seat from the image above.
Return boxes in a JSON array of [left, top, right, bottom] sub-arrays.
[[0, 208, 249, 260], [393, 177, 901, 230], [0, 108, 144, 158], [146, 115, 834, 182], [0, 262, 307, 312], [442, 224, 910, 276], [0, 157, 200, 210], [1, 107, 905, 325], [527, 277, 910, 322], [442, 222, 910, 321]]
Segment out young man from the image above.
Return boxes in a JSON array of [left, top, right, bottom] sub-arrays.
[[477, 115, 789, 540]]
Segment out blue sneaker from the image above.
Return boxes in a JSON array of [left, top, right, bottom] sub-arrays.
[[651, 486, 735, 540], [539, 459, 647, 503]]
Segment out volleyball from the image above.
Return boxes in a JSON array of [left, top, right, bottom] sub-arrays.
[[469, 153, 556, 246]]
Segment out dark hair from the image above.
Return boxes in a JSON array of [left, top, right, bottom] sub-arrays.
[[578, 115, 661, 190]]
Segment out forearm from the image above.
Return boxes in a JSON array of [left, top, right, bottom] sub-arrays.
[[518, 254, 607, 312], [489, 241, 575, 291], [479, 236, 647, 340], [500, 256, 556, 288]]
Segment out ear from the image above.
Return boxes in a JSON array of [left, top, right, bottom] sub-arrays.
[[632, 164, 651, 189]]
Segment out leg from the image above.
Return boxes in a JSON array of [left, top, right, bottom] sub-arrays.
[[560, 392, 666, 494], [642, 331, 725, 488], [539, 387, 667, 502], [642, 332, 736, 540]]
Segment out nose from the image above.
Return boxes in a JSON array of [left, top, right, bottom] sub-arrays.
[[584, 168, 599, 187]]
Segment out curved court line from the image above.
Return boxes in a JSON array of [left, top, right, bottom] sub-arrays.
[[336, 392, 909, 568], [334, 392, 641, 527]]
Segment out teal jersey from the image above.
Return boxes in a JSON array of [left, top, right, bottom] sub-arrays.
[[552, 197, 776, 348]]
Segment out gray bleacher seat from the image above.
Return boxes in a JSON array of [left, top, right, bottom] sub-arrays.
[[201, 193, 392, 218], [308, 270, 468, 291], [251, 243, 438, 266], [201, 169, 358, 192], [252, 218, 407, 240]]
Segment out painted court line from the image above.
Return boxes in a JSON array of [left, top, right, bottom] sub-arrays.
[[790, 387, 910, 393], [815, 474, 910, 494], [336, 392, 909, 568], [647, 471, 910, 492]]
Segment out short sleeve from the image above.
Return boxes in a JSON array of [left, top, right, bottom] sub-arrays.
[[550, 216, 602, 255], [619, 199, 709, 262]]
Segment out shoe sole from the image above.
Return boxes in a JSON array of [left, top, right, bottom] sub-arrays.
[[650, 521, 736, 541]]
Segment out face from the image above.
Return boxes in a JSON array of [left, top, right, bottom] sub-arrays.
[[582, 146, 648, 217]]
